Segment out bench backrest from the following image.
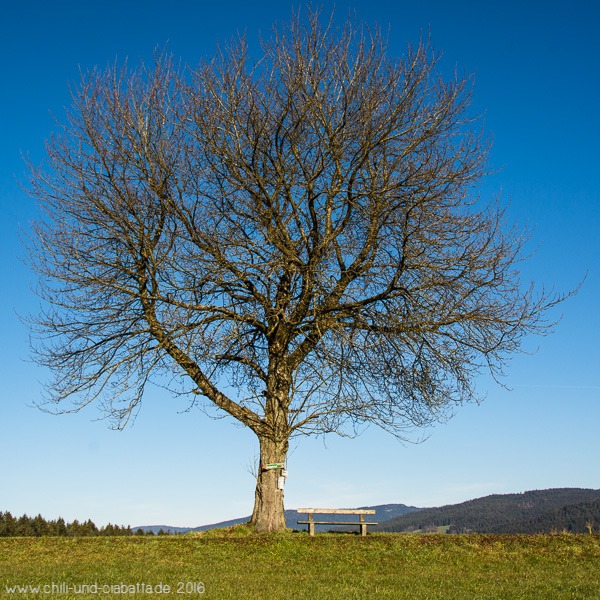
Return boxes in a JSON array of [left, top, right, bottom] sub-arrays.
[[296, 508, 376, 515]]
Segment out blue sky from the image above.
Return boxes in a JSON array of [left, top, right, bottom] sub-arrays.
[[1, 0, 598, 528]]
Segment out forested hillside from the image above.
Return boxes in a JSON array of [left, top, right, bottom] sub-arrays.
[[491, 497, 600, 534], [376, 488, 600, 533]]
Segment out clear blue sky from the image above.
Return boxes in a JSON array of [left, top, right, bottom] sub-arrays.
[[1, 0, 598, 528]]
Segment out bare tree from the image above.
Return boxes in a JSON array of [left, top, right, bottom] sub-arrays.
[[26, 9, 566, 532]]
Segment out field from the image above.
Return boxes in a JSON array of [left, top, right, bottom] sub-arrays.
[[1, 529, 600, 599]]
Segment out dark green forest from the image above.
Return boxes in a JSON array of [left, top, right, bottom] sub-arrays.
[[491, 497, 600, 534], [0, 512, 163, 537], [376, 488, 600, 534]]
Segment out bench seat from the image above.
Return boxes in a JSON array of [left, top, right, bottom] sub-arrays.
[[296, 508, 378, 536], [297, 520, 379, 526]]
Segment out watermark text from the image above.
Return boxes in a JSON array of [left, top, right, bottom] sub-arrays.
[[4, 581, 205, 595]]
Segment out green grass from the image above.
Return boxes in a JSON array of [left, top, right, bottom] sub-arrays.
[[1, 529, 600, 598]]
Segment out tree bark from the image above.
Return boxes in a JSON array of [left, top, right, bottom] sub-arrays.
[[249, 435, 289, 532]]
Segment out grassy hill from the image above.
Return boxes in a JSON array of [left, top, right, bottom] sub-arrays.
[[2, 532, 600, 599], [376, 488, 600, 534]]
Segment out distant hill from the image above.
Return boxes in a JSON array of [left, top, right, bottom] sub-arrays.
[[376, 488, 600, 534], [135, 503, 419, 534], [132, 525, 197, 535]]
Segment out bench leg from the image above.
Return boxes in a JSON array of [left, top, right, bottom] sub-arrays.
[[308, 515, 314, 537], [360, 514, 366, 537]]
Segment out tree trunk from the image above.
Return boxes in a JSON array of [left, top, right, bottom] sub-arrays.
[[249, 435, 289, 532]]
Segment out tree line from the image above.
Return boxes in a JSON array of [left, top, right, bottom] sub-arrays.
[[0, 512, 169, 537]]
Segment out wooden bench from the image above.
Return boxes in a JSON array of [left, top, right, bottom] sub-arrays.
[[297, 508, 378, 537]]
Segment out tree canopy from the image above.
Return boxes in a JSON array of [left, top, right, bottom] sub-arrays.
[[26, 9, 566, 531]]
